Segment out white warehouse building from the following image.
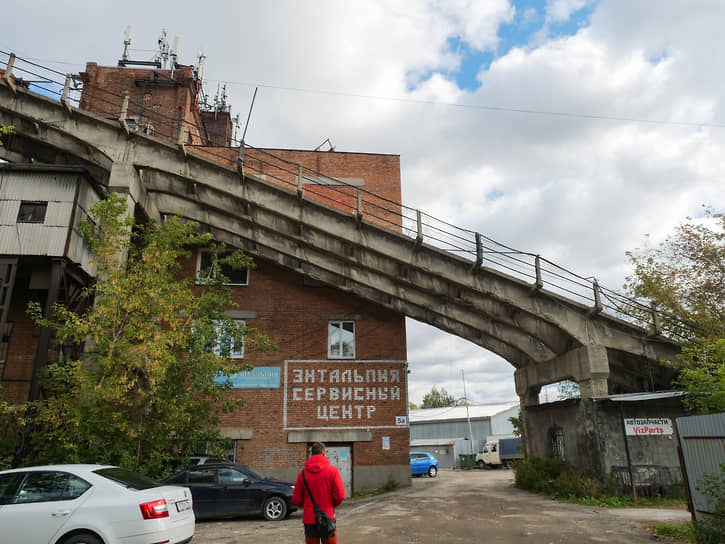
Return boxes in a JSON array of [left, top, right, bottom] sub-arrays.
[[409, 402, 520, 468]]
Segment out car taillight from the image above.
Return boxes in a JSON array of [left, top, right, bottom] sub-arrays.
[[140, 499, 169, 519]]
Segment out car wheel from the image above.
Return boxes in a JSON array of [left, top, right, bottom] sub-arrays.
[[62, 533, 102, 544], [263, 496, 288, 521], [428, 466, 438, 478], [476, 460, 485, 469]]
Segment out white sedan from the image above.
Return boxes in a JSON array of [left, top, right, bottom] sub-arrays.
[[0, 464, 195, 544]]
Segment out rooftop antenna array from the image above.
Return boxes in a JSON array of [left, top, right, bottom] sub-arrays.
[[155, 29, 170, 70], [170, 36, 179, 76], [121, 26, 131, 62], [195, 50, 207, 109]]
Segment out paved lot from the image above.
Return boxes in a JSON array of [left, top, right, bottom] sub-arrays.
[[194, 469, 691, 543]]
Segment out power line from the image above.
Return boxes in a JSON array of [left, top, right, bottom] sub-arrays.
[[208, 79, 725, 129]]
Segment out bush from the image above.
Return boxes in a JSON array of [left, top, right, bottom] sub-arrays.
[[692, 467, 725, 544], [514, 456, 571, 494]]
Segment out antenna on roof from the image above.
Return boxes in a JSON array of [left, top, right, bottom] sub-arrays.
[[121, 26, 131, 62], [156, 29, 170, 70], [232, 113, 242, 142], [170, 36, 179, 76]]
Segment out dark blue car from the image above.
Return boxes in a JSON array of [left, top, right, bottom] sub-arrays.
[[410, 451, 439, 477], [164, 463, 296, 521]]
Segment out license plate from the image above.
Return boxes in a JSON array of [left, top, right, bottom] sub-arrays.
[[176, 499, 191, 512]]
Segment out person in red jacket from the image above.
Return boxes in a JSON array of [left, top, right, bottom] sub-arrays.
[[293, 442, 346, 544]]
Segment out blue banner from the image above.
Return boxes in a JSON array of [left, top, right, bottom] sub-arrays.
[[220, 367, 281, 389]]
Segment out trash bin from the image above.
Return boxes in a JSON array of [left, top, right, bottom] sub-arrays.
[[459, 453, 476, 469]]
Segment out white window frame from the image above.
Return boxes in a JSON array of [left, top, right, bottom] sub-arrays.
[[213, 319, 245, 359], [196, 250, 249, 286], [328, 320, 355, 359]]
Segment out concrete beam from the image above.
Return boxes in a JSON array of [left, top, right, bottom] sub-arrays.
[[515, 345, 610, 399]]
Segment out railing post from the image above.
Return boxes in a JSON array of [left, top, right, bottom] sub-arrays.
[[534, 255, 544, 290], [355, 189, 363, 228], [177, 119, 187, 157], [3, 53, 17, 94], [297, 163, 304, 200], [61, 74, 73, 113], [650, 302, 662, 336], [592, 279, 603, 314], [119, 95, 130, 135], [471, 232, 483, 271], [415, 210, 424, 247]]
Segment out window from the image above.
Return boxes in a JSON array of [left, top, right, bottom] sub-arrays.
[[213, 319, 245, 359], [328, 320, 355, 359], [188, 469, 215, 484], [197, 250, 249, 286], [17, 201, 47, 223], [11, 471, 90, 504], [218, 468, 249, 485]]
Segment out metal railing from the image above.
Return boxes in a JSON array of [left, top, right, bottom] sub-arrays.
[[0, 50, 693, 342]]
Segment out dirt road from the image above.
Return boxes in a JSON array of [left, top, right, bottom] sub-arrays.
[[194, 469, 690, 543]]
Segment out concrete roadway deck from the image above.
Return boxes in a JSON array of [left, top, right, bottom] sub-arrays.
[[193, 469, 690, 543]]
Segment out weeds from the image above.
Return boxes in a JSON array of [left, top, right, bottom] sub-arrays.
[[514, 457, 685, 506]]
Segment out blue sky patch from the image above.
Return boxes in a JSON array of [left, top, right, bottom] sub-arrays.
[[416, 0, 597, 92], [486, 189, 504, 202]]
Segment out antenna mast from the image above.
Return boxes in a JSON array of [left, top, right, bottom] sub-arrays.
[[121, 26, 131, 62]]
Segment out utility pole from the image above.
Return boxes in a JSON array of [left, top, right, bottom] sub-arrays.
[[462, 369, 474, 453]]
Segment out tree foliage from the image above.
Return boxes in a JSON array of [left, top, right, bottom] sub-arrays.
[[421, 386, 457, 408], [0, 123, 13, 146], [3, 193, 275, 476], [625, 208, 725, 413]]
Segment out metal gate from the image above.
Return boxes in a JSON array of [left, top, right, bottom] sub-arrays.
[[676, 412, 725, 520]]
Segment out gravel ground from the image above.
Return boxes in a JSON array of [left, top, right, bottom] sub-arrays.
[[193, 468, 691, 543]]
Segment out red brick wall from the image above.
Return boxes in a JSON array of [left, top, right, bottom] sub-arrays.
[[182, 252, 409, 472], [194, 146, 403, 231], [79, 63, 207, 145]]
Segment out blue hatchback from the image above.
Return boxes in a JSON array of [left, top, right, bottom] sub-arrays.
[[410, 451, 439, 477]]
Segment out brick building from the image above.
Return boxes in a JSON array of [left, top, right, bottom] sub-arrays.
[[0, 50, 411, 492]]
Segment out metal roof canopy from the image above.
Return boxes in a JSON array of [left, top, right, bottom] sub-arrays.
[[595, 391, 685, 402]]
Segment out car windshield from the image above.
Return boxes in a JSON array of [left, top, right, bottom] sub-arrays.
[[234, 465, 265, 480], [94, 467, 160, 490]]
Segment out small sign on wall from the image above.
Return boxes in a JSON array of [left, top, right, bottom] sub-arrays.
[[395, 415, 407, 425], [382, 436, 390, 450], [624, 418, 673, 436]]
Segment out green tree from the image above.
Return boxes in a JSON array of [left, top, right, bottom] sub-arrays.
[[625, 208, 725, 413], [421, 386, 456, 408], [0, 123, 13, 145], [5, 193, 275, 476]]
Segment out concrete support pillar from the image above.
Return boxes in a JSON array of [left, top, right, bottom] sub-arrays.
[[515, 369, 541, 459], [107, 162, 160, 223]]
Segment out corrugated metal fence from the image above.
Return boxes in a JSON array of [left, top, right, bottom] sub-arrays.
[[676, 412, 725, 520]]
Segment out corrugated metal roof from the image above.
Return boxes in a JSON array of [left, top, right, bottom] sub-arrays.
[[409, 401, 519, 423], [599, 391, 685, 402]]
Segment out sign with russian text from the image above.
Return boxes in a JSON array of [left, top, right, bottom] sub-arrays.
[[284, 360, 408, 430], [222, 367, 281, 388], [624, 418, 673, 436]]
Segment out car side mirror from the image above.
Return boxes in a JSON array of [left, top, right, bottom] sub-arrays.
[[243, 478, 251, 487]]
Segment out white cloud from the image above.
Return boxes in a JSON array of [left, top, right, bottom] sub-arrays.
[[2, 0, 725, 405]]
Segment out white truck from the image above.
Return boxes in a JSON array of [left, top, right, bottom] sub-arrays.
[[476, 436, 523, 468]]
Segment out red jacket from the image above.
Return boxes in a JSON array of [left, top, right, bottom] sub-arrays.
[[292, 454, 345, 524]]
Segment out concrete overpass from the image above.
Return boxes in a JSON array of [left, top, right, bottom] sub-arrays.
[[0, 67, 681, 411]]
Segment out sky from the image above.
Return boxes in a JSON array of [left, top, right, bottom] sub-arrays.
[[2, 0, 724, 406]]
